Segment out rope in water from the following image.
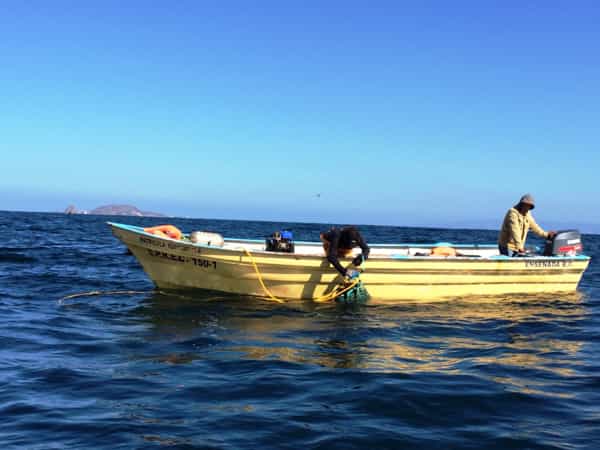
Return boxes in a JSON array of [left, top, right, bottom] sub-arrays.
[[59, 290, 150, 302], [242, 247, 361, 303]]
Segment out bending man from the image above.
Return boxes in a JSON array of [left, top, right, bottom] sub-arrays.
[[320, 226, 370, 279]]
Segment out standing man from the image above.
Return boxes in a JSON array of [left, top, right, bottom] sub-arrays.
[[498, 194, 556, 256], [320, 226, 370, 279]]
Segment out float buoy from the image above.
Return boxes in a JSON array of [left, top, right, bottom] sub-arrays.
[[144, 225, 182, 240]]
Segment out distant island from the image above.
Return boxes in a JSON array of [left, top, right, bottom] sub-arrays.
[[64, 204, 167, 217]]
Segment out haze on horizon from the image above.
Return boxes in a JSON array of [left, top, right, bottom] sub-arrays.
[[1, 2, 598, 232]]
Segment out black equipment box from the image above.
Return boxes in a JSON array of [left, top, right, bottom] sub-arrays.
[[265, 230, 295, 253]]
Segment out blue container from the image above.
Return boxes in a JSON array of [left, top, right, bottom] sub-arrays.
[[280, 230, 293, 240]]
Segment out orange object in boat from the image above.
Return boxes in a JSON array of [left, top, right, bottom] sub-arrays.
[[430, 246, 457, 257], [144, 225, 182, 240]]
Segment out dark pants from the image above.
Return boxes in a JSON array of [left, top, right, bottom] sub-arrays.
[[498, 245, 517, 257]]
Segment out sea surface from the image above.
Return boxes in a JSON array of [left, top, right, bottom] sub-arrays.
[[1, 211, 599, 449]]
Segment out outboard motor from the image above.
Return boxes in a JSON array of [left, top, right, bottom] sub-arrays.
[[265, 230, 295, 253], [543, 230, 583, 256]]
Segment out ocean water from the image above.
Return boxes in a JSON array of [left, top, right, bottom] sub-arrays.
[[1, 211, 599, 449]]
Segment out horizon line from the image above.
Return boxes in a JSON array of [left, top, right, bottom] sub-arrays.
[[2, 208, 599, 236]]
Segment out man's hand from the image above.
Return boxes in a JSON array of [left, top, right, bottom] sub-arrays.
[[345, 269, 360, 281]]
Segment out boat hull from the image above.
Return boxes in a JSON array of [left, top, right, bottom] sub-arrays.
[[110, 223, 590, 303]]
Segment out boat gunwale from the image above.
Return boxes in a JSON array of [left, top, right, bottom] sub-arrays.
[[108, 222, 591, 262]]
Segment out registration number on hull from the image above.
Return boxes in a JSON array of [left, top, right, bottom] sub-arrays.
[[147, 249, 217, 269]]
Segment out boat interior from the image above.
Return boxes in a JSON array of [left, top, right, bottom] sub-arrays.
[[124, 223, 585, 260], [202, 238, 505, 259]]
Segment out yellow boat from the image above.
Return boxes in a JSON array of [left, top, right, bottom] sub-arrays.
[[109, 222, 590, 303]]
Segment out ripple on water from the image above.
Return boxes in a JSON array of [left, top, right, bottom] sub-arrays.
[[0, 211, 599, 449]]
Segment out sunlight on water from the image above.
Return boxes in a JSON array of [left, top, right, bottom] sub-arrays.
[[1, 211, 598, 449]]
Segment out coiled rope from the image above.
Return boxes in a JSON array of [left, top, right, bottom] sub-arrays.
[[242, 247, 362, 303]]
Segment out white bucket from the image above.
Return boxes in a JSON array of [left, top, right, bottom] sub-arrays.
[[190, 231, 225, 247]]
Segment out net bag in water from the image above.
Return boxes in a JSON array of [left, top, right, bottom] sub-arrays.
[[335, 280, 370, 304]]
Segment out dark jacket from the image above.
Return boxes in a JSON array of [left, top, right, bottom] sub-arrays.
[[321, 226, 370, 276]]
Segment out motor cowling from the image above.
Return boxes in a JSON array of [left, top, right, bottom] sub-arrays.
[[543, 230, 583, 256]]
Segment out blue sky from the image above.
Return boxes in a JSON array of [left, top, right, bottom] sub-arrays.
[[1, 1, 599, 230]]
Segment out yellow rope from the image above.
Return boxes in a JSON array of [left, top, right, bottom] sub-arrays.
[[311, 278, 362, 303], [242, 247, 362, 303], [242, 247, 285, 303]]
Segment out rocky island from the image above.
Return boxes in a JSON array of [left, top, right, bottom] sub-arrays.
[[64, 204, 167, 217]]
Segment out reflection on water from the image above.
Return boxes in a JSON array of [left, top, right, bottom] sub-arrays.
[[3, 211, 597, 449], [131, 291, 586, 398]]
